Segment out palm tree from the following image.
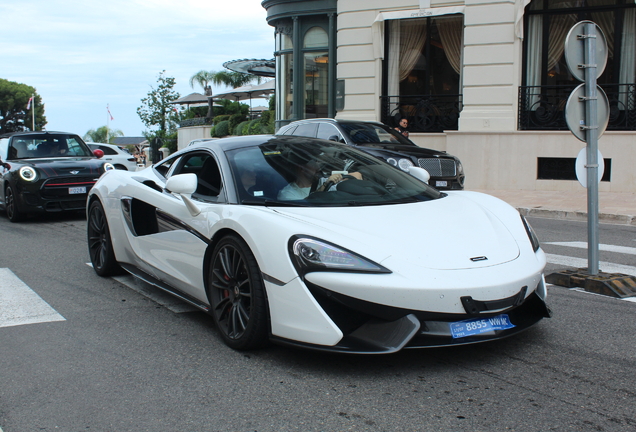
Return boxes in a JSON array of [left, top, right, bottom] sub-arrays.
[[84, 126, 124, 144], [189, 70, 261, 118]]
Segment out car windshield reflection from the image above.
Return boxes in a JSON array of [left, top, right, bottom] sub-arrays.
[[8, 134, 93, 159], [227, 139, 442, 207]]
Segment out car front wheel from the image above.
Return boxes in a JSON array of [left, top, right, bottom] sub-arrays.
[[207, 235, 269, 350], [87, 199, 123, 276], [5, 185, 25, 222]]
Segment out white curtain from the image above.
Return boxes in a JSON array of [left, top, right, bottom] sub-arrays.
[[438, 16, 463, 74], [399, 20, 428, 81]]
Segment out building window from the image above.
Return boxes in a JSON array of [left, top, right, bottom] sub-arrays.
[[304, 27, 329, 118], [276, 28, 294, 123], [381, 15, 464, 133], [519, 0, 636, 130]]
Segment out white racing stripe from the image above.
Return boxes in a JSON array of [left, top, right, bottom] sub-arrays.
[[0, 268, 66, 328], [545, 254, 636, 277], [545, 241, 636, 255]]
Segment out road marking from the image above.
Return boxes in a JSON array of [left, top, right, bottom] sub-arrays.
[[545, 241, 636, 255], [0, 268, 66, 328], [545, 254, 636, 277]]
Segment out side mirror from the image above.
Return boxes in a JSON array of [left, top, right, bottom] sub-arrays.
[[93, 149, 104, 159], [166, 173, 200, 216], [328, 135, 340, 142], [166, 173, 197, 195], [407, 166, 430, 184]]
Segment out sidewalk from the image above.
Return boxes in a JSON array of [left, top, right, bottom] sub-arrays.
[[469, 189, 636, 226]]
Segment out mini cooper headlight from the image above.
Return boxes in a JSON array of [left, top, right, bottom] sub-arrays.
[[397, 158, 414, 171], [521, 215, 541, 252], [289, 236, 390, 276], [19, 166, 38, 182], [103, 163, 115, 172]]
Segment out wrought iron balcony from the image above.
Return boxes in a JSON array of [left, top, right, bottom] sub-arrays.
[[380, 94, 462, 133], [518, 84, 636, 131], [178, 117, 214, 128]]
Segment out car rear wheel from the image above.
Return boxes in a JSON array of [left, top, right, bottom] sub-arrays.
[[207, 235, 269, 350], [5, 185, 25, 222], [87, 200, 123, 276]]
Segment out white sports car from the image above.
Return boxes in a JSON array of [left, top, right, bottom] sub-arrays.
[[87, 135, 550, 353]]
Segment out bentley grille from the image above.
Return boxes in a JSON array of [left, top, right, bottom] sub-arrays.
[[417, 158, 456, 177]]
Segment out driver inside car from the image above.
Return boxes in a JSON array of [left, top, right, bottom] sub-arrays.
[[278, 158, 362, 200]]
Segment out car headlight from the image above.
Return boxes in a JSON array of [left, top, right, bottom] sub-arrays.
[[521, 215, 541, 252], [456, 160, 464, 174], [397, 158, 414, 171], [289, 236, 391, 276], [19, 166, 38, 182], [103, 163, 115, 172], [386, 157, 398, 167]]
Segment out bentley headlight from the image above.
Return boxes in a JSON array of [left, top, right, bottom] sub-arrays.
[[386, 158, 398, 167], [19, 166, 38, 182], [289, 236, 390, 276], [456, 160, 464, 174], [397, 158, 414, 171], [103, 163, 115, 172], [521, 215, 541, 252]]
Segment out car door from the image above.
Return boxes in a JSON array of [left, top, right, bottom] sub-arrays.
[[124, 150, 224, 302]]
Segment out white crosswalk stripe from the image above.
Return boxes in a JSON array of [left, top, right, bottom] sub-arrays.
[[545, 241, 636, 256], [545, 253, 636, 277], [0, 268, 65, 328]]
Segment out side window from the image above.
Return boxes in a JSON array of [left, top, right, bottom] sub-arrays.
[[292, 123, 318, 138], [101, 146, 118, 155], [316, 123, 342, 141], [155, 156, 179, 178], [174, 153, 222, 199]]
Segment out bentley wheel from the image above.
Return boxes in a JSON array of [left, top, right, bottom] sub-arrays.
[[208, 235, 269, 350], [87, 200, 123, 276], [5, 185, 25, 222]]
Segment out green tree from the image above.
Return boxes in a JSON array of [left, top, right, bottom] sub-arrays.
[[189, 69, 261, 118], [0, 78, 47, 133], [83, 126, 124, 143], [137, 70, 180, 137]]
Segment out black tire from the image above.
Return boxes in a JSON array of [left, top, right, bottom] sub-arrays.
[[87, 199, 123, 276], [207, 235, 269, 350], [5, 185, 25, 222]]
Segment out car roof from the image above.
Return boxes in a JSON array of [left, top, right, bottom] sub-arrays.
[[0, 130, 80, 139], [285, 118, 385, 126]]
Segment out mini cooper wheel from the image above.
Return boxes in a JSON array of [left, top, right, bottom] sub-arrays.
[[5, 185, 25, 222], [87, 200, 123, 276], [208, 235, 269, 350]]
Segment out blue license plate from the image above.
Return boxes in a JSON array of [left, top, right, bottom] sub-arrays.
[[450, 314, 515, 339]]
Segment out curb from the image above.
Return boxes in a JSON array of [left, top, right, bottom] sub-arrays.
[[517, 207, 636, 226]]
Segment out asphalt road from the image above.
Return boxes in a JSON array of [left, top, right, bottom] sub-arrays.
[[1, 213, 635, 432]]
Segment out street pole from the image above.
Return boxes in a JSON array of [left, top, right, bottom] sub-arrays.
[[31, 93, 35, 130], [583, 22, 599, 275]]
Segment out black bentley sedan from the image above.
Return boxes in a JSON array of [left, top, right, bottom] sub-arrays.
[[276, 119, 465, 190], [0, 131, 114, 222]]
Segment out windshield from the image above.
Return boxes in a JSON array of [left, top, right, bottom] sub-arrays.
[[339, 122, 414, 146], [8, 134, 93, 159], [226, 138, 442, 207]]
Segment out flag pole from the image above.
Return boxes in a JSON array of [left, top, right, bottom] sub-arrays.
[[106, 104, 110, 143], [31, 94, 35, 130]]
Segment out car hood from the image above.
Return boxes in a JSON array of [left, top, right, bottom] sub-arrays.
[[19, 157, 105, 176], [356, 143, 449, 158], [271, 194, 520, 270]]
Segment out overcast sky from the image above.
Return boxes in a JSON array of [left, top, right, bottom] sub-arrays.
[[1, 0, 274, 137]]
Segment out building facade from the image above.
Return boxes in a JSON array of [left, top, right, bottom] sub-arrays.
[[262, 0, 636, 192]]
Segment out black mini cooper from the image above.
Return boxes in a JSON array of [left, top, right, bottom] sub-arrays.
[[0, 131, 114, 222], [277, 119, 465, 190]]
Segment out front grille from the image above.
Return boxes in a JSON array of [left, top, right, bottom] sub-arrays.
[[417, 158, 456, 177], [43, 177, 98, 188]]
